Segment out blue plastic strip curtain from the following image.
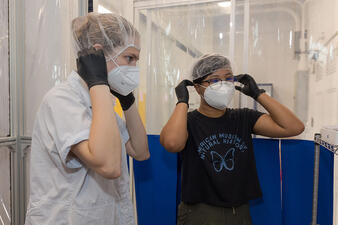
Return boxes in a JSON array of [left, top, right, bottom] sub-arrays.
[[250, 138, 282, 225], [281, 139, 333, 225], [133, 135, 178, 225]]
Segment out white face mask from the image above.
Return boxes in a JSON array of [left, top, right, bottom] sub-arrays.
[[201, 81, 235, 110], [106, 45, 140, 96], [107, 65, 140, 96]]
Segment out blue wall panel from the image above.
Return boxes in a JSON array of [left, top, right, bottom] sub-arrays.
[[317, 146, 333, 225], [134, 136, 333, 225], [281, 140, 314, 225], [251, 138, 282, 225], [133, 135, 178, 225], [281, 140, 333, 225]]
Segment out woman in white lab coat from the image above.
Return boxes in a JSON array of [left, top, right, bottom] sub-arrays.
[[25, 13, 149, 225]]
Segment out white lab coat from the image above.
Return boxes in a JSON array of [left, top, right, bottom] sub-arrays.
[[25, 71, 135, 225]]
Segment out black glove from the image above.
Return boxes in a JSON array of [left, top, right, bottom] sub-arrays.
[[110, 89, 135, 111], [175, 79, 194, 106], [234, 74, 265, 100], [76, 48, 108, 89]]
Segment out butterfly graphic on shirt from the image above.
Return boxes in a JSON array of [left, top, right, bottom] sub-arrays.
[[210, 148, 235, 172]]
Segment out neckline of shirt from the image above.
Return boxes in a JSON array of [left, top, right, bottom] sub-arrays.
[[192, 109, 230, 121]]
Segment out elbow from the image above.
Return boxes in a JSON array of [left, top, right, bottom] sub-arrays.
[[86, 144, 123, 179], [98, 164, 121, 179], [287, 122, 305, 137], [134, 151, 151, 161], [143, 151, 151, 160], [160, 130, 187, 153], [295, 123, 305, 136], [101, 167, 121, 179], [293, 121, 305, 136], [160, 138, 184, 153]]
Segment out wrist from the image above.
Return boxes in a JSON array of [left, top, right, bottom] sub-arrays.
[[88, 81, 109, 89], [255, 89, 266, 100], [89, 84, 110, 93], [176, 101, 189, 107]]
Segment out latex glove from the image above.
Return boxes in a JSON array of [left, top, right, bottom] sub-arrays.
[[110, 89, 135, 111], [175, 79, 194, 106], [234, 74, 265, 100], [76, 47, 108, 89]]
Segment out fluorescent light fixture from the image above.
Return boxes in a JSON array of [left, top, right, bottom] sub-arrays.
[[98, 5, 112, 14], [219, 32, 223, 40], [218, 1, 231, 7]]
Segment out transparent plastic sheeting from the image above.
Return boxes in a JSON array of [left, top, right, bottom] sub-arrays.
[[135, 0, 295, 135], [305, 0, 338, 140], [0, 146, 12, 225], [136, 2, 231, 134], [24, 0, 79, 136], [135, 0, 338, 139], [0, 0, 10, 137]]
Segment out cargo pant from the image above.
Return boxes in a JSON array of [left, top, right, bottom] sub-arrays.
[[177, 202, 252, 225]]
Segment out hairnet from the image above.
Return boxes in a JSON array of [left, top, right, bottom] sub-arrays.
[[72, 13, 140, 59], [191, 53, 232, 82]]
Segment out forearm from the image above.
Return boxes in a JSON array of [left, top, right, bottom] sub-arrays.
[[89, 85, 122, 167], [124, 103, 149, 160], [257, 93, 304, 133], [160, 103, 188, 152]]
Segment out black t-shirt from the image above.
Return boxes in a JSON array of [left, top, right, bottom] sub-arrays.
[[180, 108, 264, 207]]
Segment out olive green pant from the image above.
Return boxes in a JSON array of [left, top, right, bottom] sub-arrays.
[[177, 202, 252, 225]]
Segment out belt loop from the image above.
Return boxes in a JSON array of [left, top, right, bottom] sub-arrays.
[[232, 207, 236, 215]]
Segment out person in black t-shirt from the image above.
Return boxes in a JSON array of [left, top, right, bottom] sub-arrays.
[[160, 54, 305, 225]]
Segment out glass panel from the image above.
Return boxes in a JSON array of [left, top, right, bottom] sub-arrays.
[[24, 1, 79, 136], [0, 0, 10, 137], [136, 2, 231, 134], [0, 146, 12, 225]]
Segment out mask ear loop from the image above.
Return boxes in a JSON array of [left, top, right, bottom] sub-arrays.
[[106, 55, 119, 68], [197, 81, 227, 101], [96, 15, 137, 67], [106, 44, 136, 67], [197, 83, 207, 89], [194, 83, 207, 102]]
